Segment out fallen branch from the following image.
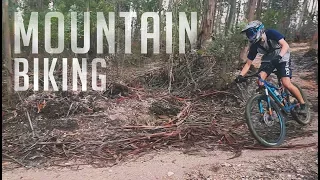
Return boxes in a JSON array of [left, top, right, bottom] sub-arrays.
[[127, 131, 181, 144], [17, 92, 35, 137], [122, 124, 175, 130], [36, 142, 73, 145], [25, 110, 35, 137], [66, 102, 74, 117], [244, 142, 317, 150], [2, 153, 26, 167], [176, 102, 191, 119], [171, 96, 193, 101], [227, 150, 242, 160], [198, 90, 242, 101]]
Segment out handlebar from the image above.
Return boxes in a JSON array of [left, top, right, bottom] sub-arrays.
[[243, 63, 275, 80]]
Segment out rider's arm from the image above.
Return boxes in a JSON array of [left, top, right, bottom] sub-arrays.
[[240, 44, 257, 76], [240, 60, 252, 76], [266, 29, 289, 57], [278, 39, 289, 57]]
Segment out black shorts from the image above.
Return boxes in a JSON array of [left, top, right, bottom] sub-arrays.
[[259, 60, 292, 78]]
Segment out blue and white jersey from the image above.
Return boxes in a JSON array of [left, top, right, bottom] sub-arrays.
[[247, 29, 290, 63]]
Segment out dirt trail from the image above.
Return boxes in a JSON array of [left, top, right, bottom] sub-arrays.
[[2, 134, 318, 180], [2, 131, 318, 180], [2, 43, 318, 180]]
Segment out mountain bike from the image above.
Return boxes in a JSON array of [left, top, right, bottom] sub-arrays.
[[243, 65, 311, 147]]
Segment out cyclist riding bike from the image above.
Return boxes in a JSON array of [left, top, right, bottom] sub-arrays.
[[235, 20, 306, 114]]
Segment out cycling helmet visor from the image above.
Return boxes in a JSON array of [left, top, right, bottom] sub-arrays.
[[245, 28, 257, 40]]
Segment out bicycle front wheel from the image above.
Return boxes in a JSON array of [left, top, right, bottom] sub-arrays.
[[245, 94, 286, 147]]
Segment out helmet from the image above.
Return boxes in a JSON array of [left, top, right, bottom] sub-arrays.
[[241, 20, 265, 44]]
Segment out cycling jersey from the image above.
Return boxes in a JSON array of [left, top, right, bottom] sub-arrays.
[[247, 29, 290, 63]]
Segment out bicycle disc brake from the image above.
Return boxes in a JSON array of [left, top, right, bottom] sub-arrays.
[[263, 111, 277, 126]]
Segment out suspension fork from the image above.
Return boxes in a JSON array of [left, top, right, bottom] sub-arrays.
[[257, 77, 273, 116], [257, 87, 272, 116], [258, 99, 264, 116], [265, 88, 273, 115]]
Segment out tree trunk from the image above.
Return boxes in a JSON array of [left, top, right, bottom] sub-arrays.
[[309, 0, 316, 15], [134, 9, 140, 41], [240, 0, 257, 62], [312, 0, 318, 15], [282, 0, 292, 36], [235, 0, 241, 28], [159, 0, 163, 50], [114, 1, 120, 76], [245, 0, 251, 19], [225, 3, 230, 33], [197, 0, 217, 48], [297, 0, 309, 31], [215, 2, 223, 35], [247, 0, 257, 21], [3, 0, 13, 97], [86, 0, 90, 59], [309, 0, 318, 23], [225, 0, 236, 35], [256, 0, 262, 20], [307, 0, 313, 15]]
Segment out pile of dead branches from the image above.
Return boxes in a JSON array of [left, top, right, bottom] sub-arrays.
[[139, 52, 238, 96], [3, 82, 256, 169]]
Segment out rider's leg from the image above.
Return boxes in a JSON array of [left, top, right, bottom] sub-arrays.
[[257, 62, 273, 86], [281, 77, 305, 104], [277, 61, 306, 111]]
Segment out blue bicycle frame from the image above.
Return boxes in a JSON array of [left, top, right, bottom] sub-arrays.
[[256, 74, 300, 115]]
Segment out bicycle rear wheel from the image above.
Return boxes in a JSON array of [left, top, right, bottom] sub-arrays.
[[245, 94, 286, 147], [289, 82, 311, 125]]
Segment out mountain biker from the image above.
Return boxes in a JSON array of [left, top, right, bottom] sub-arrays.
[[235, 20, 306, 114]]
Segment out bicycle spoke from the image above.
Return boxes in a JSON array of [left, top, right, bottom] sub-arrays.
[[250, 100, 282, 143]]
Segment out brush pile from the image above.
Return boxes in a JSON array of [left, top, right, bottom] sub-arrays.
[[2, 78, 256, 169]]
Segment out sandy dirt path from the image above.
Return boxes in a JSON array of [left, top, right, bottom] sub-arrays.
[[2, 133, 318, 180]]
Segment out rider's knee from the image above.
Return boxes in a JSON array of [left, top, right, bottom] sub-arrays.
[[282, 80, 293, 89]]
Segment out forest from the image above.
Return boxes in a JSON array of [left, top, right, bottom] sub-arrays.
[[2, 0, 319, 178]]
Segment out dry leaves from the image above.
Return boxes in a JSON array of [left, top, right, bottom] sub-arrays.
[[37, 100, 46, 113]]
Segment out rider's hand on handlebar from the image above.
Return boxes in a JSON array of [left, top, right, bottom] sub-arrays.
[[235, 75, 247, 83]]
